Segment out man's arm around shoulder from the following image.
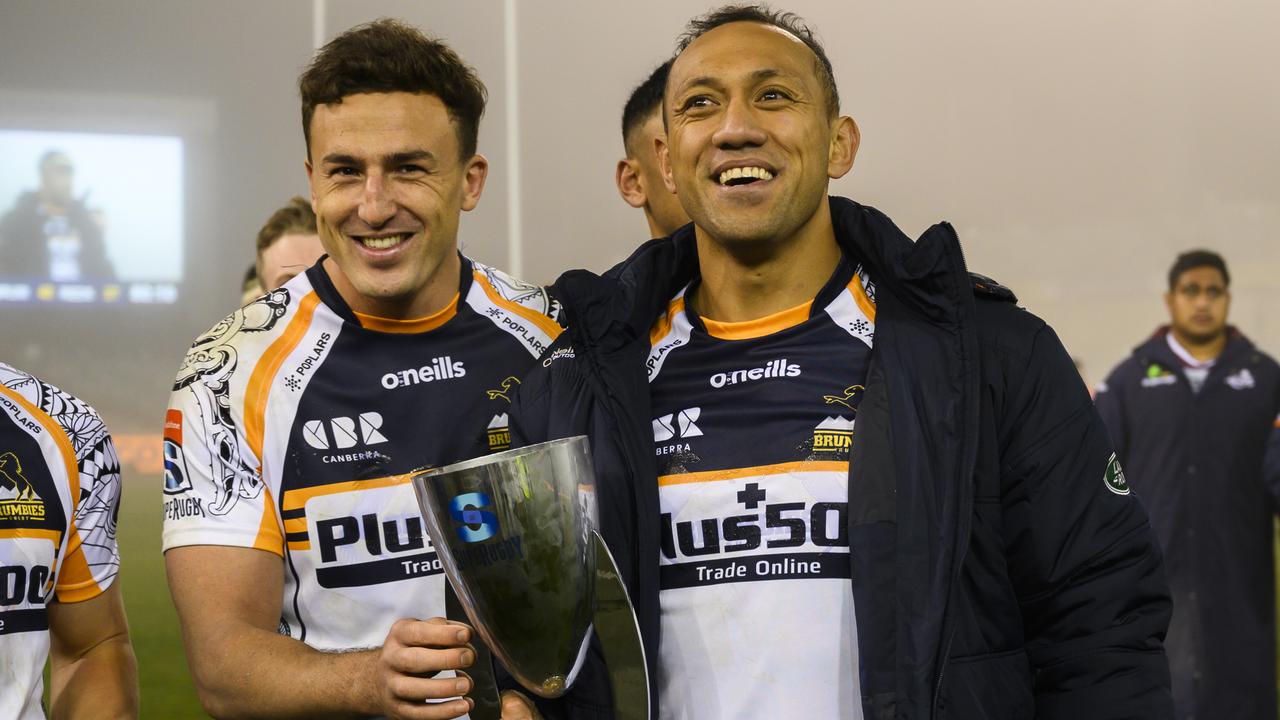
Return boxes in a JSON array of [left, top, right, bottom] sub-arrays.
[[166, 545, 476, 719]]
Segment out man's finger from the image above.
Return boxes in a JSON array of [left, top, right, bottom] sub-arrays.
[[500, 690, 542, 720], [386, 672, 472, 702], [391, 617, 473, 648], [387, 696, 473, 720], [386, 644, 476, 674]]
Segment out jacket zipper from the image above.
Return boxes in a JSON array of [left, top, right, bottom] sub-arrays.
[[930, 223, 979, 718]]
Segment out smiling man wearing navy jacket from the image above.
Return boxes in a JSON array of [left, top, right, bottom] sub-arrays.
[[511, 5, 1173, 719], [1096, 250, 1280, 720]]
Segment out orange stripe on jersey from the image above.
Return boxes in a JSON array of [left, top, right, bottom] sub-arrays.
[[241, 291, 320, 558], [245, 291, 321, 459], [0, 384, 80, 503], [354, 293, 459, 334], [1274, 415, 1280, 429], [650, 297, 687, 347], [658, 460, 848, 487], [702, 301, 813, 341], [473, 270, 563, 341], [282, 473, 413, 513], [848, 275, 876, 323], [253, 484, 283, 556], [0, 528, 61, 543]]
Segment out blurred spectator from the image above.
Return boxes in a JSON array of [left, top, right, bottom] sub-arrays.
[[254, 196, 323, 291], [0, 150, 115, 281], [615, 58, 689, 238], [1096, 249, 1280, 720]]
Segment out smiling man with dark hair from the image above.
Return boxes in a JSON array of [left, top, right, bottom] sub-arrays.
[[512, 5, 1173, 719], [163, 19, 558, 720]]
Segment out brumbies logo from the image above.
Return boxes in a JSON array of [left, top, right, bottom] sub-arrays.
[[812, 417, 854, 454], [1104, 453, 1130, 496], [0, 450, 45, 521], [487, 414, 511, 452], [450, 492, 499, 542], [485, 376, 520, 403]]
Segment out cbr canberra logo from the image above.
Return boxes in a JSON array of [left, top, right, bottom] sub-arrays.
[[304, 412, 387, 450]]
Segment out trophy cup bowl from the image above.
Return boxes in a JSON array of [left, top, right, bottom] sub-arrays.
[[412, 436, 598, 699]]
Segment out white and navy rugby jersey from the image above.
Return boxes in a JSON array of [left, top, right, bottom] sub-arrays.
[[647, 256, 875, 720], [1, 363, 122, 720], [161, 256, 561, 657]]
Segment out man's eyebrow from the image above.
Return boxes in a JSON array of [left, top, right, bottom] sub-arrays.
[[320, 153, 360, 166], [674, 68, 798, 94], [385, 150, 434, 165]]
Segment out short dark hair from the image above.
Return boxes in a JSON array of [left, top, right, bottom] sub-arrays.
[[298, 19, 488, 160], [674, 4, 839, 117], [622, 59, 673, 150], [256, 195, 316, 253], [1168, 249, 1230, 290]]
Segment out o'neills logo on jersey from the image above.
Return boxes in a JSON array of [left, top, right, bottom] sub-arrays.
[[0, 450, 45, 522], [709, 358, 801, 389], [381, 356, 466, 390]]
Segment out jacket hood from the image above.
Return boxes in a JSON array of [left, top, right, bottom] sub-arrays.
[[551, 197, 972, 353]]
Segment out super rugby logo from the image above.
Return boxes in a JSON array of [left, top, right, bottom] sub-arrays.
[[450, 492, 499, 543], [709, 358, 801, 388]]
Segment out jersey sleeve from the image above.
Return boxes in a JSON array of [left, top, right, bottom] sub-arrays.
[[162, 350, 279, 557], [56, 430, 123, 602]]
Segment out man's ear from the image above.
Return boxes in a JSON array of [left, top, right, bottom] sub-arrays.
[[460, 154, 490, 212], [1163, 290, 1175, 316], [304, 158, 317, 211], [615, 158, 648, 209], [828, 116, 860, 180], [656, 134, 677, 195]]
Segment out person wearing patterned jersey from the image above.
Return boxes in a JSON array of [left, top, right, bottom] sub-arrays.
[[1095, 250, 1280, 720], [163, 21, 555, 720], [509, 6, 1172, 720], [0, 362, 138, 719]]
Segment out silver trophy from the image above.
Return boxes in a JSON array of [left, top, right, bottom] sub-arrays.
[[412, 436, 649, 720]]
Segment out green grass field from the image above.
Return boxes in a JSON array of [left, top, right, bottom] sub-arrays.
[[117, 473, 205, 717]]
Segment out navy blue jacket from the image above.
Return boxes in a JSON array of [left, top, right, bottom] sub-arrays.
[[512, 198, 1172, 719], [1096, 330, 1280, 720]]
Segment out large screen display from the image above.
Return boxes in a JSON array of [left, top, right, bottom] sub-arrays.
[[0, 129, 183, 304]]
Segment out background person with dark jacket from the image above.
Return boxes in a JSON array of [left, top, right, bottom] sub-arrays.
[[511, 5, 1172, 719], [1096, 250, 1280, 720], [0, 150, 115, 282]]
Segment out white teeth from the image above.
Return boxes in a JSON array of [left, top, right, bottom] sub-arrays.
[[718, 166, 775, 185], [360, 234, 409, 250]]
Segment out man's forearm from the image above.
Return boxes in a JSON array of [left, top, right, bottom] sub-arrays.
[[185, 623, 381, 719], [49, 635, 139, 720]]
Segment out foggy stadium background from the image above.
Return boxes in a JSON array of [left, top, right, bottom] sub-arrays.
[[2, 0, 1278, 715]]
